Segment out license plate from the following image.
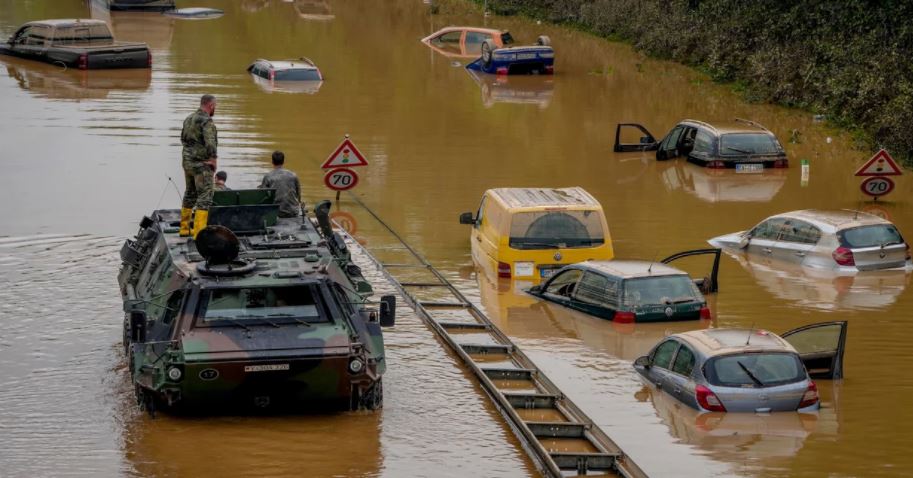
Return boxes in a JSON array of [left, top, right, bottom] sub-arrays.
[[540, 268, 557, 278], [244, 364, 289, 372], [514, 262, 534, 277], [516, 53, 537, 60], [736, 163, 764, 173]]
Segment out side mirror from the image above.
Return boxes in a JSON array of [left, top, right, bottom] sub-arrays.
[[640, 135, 655, 144], [738, 233, 751, 249], [528, 284, 542, 293], [459, 212, 475, 225], [130, 311, 147, 343], [634, 355, 651, 369], [379, 295, 396, 327]]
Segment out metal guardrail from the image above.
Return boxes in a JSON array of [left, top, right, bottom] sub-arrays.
[[346, 194, 647, 478]]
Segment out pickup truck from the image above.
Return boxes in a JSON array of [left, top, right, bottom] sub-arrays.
[[0, 19, 150, 70]]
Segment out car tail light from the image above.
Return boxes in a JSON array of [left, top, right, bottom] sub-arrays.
[[695, 385, 726, 412], [497, 261, 511, 278], [496, 67, 508, 75], [699, 306, 712, 320], [77, 53, 88, 70], [613, 311, 635, 323], [147, 50, 152, 67], [544, 65, 554, 74], [269, 69, 275, 80], [708, 160, 725, 169], [798, 381, 819, 409], [773, 159, 789, 168], [832, 246, 855, 266]]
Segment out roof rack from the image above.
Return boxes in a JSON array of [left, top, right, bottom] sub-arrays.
[[734, 117, 770, 131], [681, 119, 718, 133]]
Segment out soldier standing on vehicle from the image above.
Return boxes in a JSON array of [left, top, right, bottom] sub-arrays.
[[179, 94, 218, 238], [214, 170, 231, 191], [259, 151, 302, 218]]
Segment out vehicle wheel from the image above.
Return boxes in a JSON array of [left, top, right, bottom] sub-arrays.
[[481, 40, 495, 69], [536, 35, 551, 46]]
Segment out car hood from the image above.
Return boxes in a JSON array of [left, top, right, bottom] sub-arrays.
[[708, 231, 746, 249]]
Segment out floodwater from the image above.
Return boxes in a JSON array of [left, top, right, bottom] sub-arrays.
[[1, 0, 912, 477]]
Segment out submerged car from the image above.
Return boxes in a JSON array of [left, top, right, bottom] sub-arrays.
[[248, 58, 323, 81], [614, 119, 788, 170], [459, 187, 614, 280], [421, 26, 553, 75], [709, 209, 912, 272], [422, 26, 516, 58], [118, 191, 395, 414], [526, 250, 719, 323], [100, 0, 176, 11], [634, 321, 847, 413]]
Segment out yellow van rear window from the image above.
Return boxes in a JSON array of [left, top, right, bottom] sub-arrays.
[[509, 210, 604, 249]]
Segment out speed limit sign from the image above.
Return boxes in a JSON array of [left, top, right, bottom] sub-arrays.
[[860, 176, 895, 198], [324, 167, 359, 191]]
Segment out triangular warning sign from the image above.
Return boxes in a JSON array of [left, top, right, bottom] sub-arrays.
[[321, 138, 368, 169], [855, 149, 902, 176]]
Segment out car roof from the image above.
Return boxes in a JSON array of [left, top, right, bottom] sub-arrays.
[[432, 26, 506, 36], [487, 187, 601, 210], [771, 209, 889, 230], [580, 260, 687, 279], [253, 58, 318, 70], [27, 19, 108, 27], [675, 328, 796, 356], [680, 119, 773, 135]]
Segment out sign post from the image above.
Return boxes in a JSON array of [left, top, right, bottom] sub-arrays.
[[855, 149, 902, 201], [321, 134, 368, 201]]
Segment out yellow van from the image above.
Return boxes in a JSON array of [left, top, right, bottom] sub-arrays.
[[459, 187, 614, 280]]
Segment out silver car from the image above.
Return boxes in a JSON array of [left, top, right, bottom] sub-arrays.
[[633, 321, 847, 413], [709, 209, 911, 272]]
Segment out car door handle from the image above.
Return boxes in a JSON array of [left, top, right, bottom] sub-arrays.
[[673, 387, 682, 394], [762, 248, 772, 254], [794, 251, 806, 257]]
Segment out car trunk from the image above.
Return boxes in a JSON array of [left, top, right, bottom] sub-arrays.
[[838, 225, 908, 270], [712, 382, 806, 413], [850, 243, 907, 270]]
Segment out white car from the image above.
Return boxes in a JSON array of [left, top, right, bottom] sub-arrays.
[[709, 209, 911, 272]]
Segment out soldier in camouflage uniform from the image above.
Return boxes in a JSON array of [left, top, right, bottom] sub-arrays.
[[259, 151, 302, 218], [214, 170, 231, 191], [179, 94, 218, 238]]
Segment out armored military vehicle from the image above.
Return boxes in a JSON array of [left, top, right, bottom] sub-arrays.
[[117, 190, 395, 414]]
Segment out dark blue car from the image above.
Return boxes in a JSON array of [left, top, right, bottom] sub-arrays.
[[466, 36, 554, 75]]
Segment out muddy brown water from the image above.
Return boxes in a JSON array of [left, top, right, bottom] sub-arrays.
[[1, 0, 912, 477]]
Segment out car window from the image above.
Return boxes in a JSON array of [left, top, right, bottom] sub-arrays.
[[465, 31, 492, 45], [651, 340, 679, 370], [574, 271, 610, 305], [622, 275, 701, 307], [783, 323, 842, 354], [839, 224, 904, 248], [275, 69, 321, 81], [25, 26, 50, 45], [660, 126, 685, 152], [720, 133, 782, 155], [15, 26, 31, 43], [161, 290, 186, 326], [431, 30, 463, 53], [692, 130, 713, 154], [509, 210, 605, 249], [475, 196, 486, 228], [778, 219, 821, 244], [705, 353, 805, 387], [671, 345, 695, 376], [200, 286, 328, 324], [544, 269, 583, 297], [751, 217, 788, 240], [500, 32, 514, 45]]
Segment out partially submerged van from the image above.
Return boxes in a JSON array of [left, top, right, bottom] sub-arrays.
[[459, 187, 613, 280]]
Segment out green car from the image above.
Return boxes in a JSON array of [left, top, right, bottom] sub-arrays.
[[526, 251, 719, 323], [118, 190, 395, 414]]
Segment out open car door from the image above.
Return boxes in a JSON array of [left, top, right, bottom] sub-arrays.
[[661, 248, 721, 293], [781, 321, 847, 379], [614, 123, 659, 152]]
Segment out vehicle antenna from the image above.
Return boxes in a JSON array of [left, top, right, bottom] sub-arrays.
[[167, 176, 183, 204], [745, 323, 755, 346]]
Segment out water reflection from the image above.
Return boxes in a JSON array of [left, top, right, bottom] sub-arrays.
[[3, 57, 151, 100], [249, 73, 323, 95], [88, 3, 175, 49], [721, 250, 911, 311], [466, 69, 553, 109], [294, 0, 334, 21], [659, 160, 787, 203]]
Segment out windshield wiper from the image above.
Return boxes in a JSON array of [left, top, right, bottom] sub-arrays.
[[737, 361, 765, 387], [672, 297, 697, 304], [725, 147, 754, 155], [266, 313, 313, 327], [515, 242, 560, 249], [215, 316, 251, 331], [236, 315, 281, 328]]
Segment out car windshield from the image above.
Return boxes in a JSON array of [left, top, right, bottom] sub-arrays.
[[509, 210, 605, 249], [705, 352, 805, 388], [201, 286, 326, 324], [52, 24, 114, 44], [274, 69, 321, 81], [839, 224, 904, 248], [622, 275, 701, 307], [720, 133, 781, 155]]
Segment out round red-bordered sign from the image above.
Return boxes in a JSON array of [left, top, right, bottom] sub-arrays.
[[324, 167, 359, 191], [330, 211, 358, 234], [860, 176, 894, 197]]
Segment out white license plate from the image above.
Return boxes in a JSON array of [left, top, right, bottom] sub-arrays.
[[244, 364, 290, 372], [736, 163, 764, 173], [540, 268, 557, 278], [514, 261, 534, 277], [516, 53, 537, 60]]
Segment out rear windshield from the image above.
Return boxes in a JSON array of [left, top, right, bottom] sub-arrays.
[[199, 286, 327, 325], [839, 225, 904, 248], [720, 133, 782, 155], [500, 32, 514, 45], [509, 210, 605, 249], [274, 69, 321, 81], [622, 275, 701, 307], [704, 353, 805, 388], [52, 24, 114, 44]]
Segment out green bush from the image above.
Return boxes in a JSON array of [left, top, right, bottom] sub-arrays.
[[484, 0, 913, 166]]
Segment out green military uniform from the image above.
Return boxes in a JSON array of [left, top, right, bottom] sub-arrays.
[[181, 108, 218, 210], [214, 183, 231, 191], [259, 167, 302, 218]]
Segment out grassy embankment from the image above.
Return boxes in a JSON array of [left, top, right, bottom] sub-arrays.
[[477, 0, 913, 166]]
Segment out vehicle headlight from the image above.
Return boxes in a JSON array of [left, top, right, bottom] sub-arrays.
[[349, 358, 364, 373], [167, 367, 183, 381]]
